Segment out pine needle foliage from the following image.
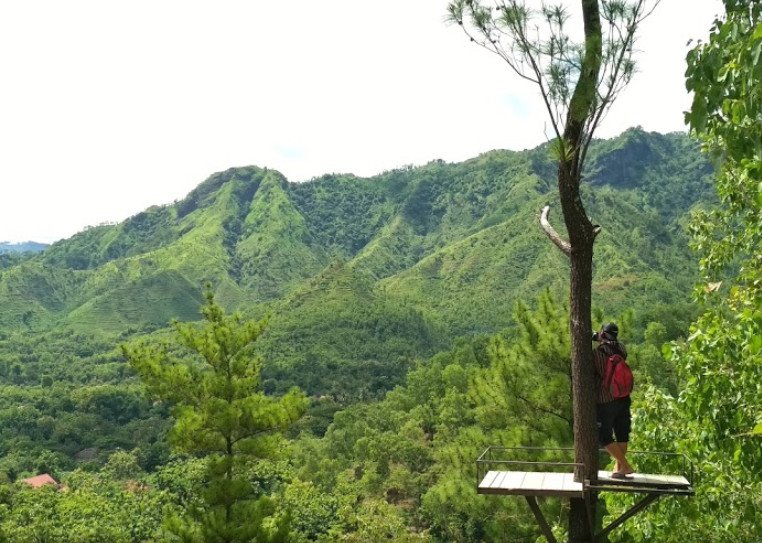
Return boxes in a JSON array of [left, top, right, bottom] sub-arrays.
[[123, 287, 307, 543], [473, 290, 573, 442], [448, 0, 660, 174]]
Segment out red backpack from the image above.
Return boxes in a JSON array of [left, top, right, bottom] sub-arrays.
[[603, 352, 634, 399]]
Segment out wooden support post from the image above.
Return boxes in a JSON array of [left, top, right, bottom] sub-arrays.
[[583, 488, 597, 537], [525, 496, 558, 543], [596, 494, 661, 541]]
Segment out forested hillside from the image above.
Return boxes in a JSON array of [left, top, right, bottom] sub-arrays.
[[0, 128, 720, 541], [0, 129, 709, 394]]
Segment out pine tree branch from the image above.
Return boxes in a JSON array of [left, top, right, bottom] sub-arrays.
[[519, 397, 573, 427]]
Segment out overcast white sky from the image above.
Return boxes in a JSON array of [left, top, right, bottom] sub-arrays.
[[0, 0, 722, 243]]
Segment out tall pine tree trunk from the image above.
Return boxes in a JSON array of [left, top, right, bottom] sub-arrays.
[[559, 144, 599, 542], [558, 1, 603, 535], [558, 152, 599, 542]]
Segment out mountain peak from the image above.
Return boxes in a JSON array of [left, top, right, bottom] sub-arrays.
[[176, 166, 272, 218]]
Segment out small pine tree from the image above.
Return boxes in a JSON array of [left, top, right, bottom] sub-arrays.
[[123, 287, 307, 543]]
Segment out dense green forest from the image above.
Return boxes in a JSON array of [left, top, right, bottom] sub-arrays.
[[0, 87, 758, 543], [0, 127, 715, 541], [0, 128, 708, 393]]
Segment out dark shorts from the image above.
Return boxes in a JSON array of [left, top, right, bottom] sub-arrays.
[[596, 396, 631, 446]]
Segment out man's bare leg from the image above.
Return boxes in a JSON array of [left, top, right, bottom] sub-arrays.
[[613, 442, 629, 472], [606, 442, 633, 475]]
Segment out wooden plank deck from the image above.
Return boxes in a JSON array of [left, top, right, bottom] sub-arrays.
[[478, 470, 584, 498], [478, 470, 692, 498], [596, 471, 691, 489]]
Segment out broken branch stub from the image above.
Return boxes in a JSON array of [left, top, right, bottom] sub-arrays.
[[539, 205, 571, 256]]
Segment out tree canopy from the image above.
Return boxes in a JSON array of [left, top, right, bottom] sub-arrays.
[[124, 289, 307, 542]]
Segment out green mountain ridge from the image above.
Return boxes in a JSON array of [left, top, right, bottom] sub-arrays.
[[0, 127, 713, 396]]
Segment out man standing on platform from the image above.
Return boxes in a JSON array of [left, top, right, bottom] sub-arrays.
[[594, 322, 635, 478]]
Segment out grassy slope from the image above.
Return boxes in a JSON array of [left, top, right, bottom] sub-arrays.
[[235, 171, 327, 301]]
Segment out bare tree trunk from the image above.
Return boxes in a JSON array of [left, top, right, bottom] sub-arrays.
[[569, 242, 597, 486], [568, 236, 598, 543], [556, 155, 599, 542]]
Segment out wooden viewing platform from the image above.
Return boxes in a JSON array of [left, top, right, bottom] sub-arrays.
[[476, 447, 695, 543], [478, 469, 693, 498]]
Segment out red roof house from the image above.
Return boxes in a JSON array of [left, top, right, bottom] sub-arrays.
[[22, 473, 58, 488]]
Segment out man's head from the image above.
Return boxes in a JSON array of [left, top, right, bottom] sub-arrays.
[[600, 322, 619, 341]]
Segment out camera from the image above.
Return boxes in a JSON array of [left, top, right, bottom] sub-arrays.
[[592, 331, 600, 342]]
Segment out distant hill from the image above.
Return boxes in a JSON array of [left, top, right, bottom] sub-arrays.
[[0, 241, 48, 254], [0, 128, 714, 396]]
